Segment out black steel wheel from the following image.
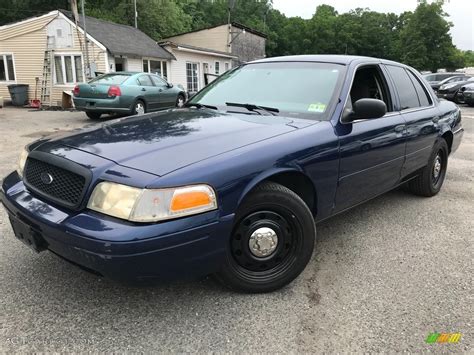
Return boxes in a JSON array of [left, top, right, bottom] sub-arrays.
[[216, 182, 316, 293], [407, 139, 449, 197]]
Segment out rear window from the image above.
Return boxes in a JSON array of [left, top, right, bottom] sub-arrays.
[[386, 65, 420, 110], [406, 70, 432, 107], [89, 74, 130, 85]]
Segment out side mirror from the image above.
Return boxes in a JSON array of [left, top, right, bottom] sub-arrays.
[[167, 82, 173, 88], [342, 98, 387, 123]]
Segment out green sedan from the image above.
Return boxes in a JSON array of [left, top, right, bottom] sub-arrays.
[[73, 72, 186, 119]]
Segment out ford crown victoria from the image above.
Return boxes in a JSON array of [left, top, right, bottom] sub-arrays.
[[1, 55, 463, 293]]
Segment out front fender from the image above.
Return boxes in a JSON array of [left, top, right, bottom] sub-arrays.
[[237, 167, 306, 206]]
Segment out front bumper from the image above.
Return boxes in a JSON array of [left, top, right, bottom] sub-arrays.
[[1, 172, 234, 284]]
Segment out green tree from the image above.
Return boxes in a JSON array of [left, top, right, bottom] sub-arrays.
[[397, 0, 456, 71]]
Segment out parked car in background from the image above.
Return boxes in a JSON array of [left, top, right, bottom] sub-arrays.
[[461, 83, 474, 106], [430, 75, 471, 92], [1, 55, 463, 293], [437, 77, 474, 103], [423, 72, 465, 89], [73, 72, 186, 119]]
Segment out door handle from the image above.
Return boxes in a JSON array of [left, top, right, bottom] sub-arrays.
[[159, 89, 163, 92], [141, 88, 146, 92], [432, 116, 440, 123], [394, 125, 405, 133]]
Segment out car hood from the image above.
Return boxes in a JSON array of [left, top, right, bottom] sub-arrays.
[[39, 109, 313, 176]]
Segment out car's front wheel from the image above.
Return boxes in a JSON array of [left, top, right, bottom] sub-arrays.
[[216, 182, 316, 293], [132, 100, 146, 115], [454, 90, 465, 104], [176, 94, 185, 108]]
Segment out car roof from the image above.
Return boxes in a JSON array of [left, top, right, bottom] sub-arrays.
[[249, 54, 402, 66], [105, 71, 159, 75]]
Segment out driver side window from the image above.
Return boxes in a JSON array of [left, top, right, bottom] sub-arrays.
[[350, 66, 393, 112]]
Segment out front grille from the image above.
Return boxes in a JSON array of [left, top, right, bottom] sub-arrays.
[[24, 157, 87, 208]]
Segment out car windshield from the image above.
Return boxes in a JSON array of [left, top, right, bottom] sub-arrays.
[[189, 62, 345, 120], [89, 73, 131, 85]]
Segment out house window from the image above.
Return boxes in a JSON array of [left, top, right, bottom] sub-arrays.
[[215, 61, 220, 75], [143, 59, 168, 79], [224, 62, 229, 72], [0, 54, 16, 82], [54, 54, 83, 84], [186, 62, 199, 92]]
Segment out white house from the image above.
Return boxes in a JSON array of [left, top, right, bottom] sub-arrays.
[[160, 41, 237, 94]]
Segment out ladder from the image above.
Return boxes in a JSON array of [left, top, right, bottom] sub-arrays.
[[40, 48, 53, 105]]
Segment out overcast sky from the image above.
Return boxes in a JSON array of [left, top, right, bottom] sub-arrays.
[[272, 0, 473, 50]]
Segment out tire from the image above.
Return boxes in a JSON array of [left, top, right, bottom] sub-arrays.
[[176, 93, 185, 108], [454, 90, 465, 104], [132, 100, 146, 115], [216, 182, 316, 293], [407, 139, 449, 197], [86, 112, 101, 120]]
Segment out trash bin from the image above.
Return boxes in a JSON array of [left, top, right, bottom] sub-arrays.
[[8, 84, 29, 106]]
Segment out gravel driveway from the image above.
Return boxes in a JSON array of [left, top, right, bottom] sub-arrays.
[[0, 106, 472, 352]]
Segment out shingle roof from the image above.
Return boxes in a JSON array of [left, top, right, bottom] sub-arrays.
[[160, 41, 238, 59], [60, 10, 175, 60]]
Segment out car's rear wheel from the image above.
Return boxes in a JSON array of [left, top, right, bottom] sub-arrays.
[[407, 139, 449, 197], [133, 100, 146, 115], [216, 182, 316, 293], [86, 112, 101, 120], [176, 94, 185, 108]]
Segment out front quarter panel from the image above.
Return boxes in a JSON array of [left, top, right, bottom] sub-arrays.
[[149, 121, 340, 222]]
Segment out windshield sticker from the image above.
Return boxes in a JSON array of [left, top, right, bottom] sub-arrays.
[[308, 103, 326, 113]]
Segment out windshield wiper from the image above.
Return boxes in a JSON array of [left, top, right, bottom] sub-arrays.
[[184, 102, 218, 110], [225, 102, 279, 116]]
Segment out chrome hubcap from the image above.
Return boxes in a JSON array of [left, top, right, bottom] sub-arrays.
[[248, 227, 278, 258], [135, 103, 145, 115], [177, 97, 184, 107], [433, 154, 442, 180]]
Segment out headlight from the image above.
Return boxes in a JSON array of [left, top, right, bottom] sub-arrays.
[[17, 147, 29, 177], [87, 182, 217, 222]]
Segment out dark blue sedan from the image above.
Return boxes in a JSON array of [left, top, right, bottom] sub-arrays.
[[1, 55, 463, 293]]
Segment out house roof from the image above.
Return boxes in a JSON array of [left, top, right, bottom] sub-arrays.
[[160, 41, 238, 59], [165, 22, 267, 40], [59, 10, 175, 60]]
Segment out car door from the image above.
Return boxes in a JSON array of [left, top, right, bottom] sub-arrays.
[[137, 74, 159, 110], [384, 65, 440, 177], [150, 75, 176, 108], [334, 64, 407, 212]]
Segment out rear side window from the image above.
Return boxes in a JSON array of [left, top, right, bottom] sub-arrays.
[[386, 65, 420, 110], [89, 74, 130, 84], [406, 70, 432, 107]]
